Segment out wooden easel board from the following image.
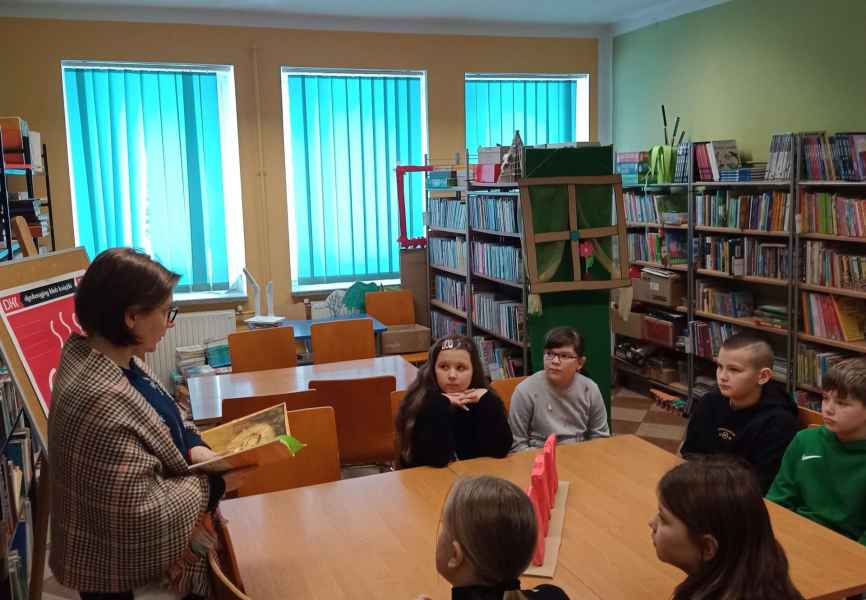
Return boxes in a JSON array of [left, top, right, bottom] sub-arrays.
[[0, 247, 89, 447]]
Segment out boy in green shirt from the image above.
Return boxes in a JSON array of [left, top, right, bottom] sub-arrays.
[[767, 357, 866, 546]]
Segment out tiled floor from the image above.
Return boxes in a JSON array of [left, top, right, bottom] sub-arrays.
[[611, 387, 687, 454]]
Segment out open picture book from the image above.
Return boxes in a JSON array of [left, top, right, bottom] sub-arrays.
[[190, 403, 305, 473]]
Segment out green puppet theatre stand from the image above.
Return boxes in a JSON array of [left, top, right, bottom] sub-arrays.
[[521, 146, 627, 419]]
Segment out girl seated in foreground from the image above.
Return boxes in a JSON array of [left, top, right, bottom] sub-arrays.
[[650, 457, 804, 600], [395, 335, 512, 468], [417, 475, 569, 600]]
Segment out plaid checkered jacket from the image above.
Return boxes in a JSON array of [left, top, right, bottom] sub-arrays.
[[49, 333, 211, 594]]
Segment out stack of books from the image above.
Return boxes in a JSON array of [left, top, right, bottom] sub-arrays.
[[616, 151, 649, 186], [719, 163, 768, 181], [754, 304, 788, 329]]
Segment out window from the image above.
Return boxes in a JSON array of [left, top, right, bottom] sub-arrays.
[[465, 74, 589, 150], [61, 61, 244, 297], [282, 68, 426, 289]]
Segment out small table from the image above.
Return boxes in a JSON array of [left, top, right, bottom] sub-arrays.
[[188, 355, 418, 425]]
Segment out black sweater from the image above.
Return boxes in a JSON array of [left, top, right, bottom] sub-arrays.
[[452, 580, 569, 600], [403, 388, 513, 468], [680, 380, 799, 493]]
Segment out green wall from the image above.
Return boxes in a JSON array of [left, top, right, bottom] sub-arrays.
[[614, 0, 866, 160]]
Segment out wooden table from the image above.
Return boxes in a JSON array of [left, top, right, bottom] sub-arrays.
[[221, 435, 866, 599], [188, 355, 417, 424]]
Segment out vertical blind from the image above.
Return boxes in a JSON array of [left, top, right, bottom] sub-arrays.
[[62, 65, 237, 292], [283, 72, 424, 285], [465, 78, 578, 151]]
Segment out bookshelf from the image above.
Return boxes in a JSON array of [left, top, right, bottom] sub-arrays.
[[425, 161, 529, 380], [616, 135, 866, 414], [0, 127, 55, 260], [794, 175, 866, 407]]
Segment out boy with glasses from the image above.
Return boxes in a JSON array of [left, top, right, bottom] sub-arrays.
[[508, 326, 609, 452]]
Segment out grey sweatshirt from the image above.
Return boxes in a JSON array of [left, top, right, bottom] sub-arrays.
[[508, 370, 610, 452]]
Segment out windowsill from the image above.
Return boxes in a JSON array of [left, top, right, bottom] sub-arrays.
[[175, 289, 247, 307], [292, 278, 401, 294]]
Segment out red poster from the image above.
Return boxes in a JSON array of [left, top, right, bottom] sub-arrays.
[[0, 271, 86, 416]]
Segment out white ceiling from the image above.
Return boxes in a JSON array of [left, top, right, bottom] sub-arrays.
[[1, 0, 730, 36]]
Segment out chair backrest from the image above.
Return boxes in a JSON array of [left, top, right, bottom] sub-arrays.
[[222, 396, 341, 496], [209, 517, 250, 600], [390, 389, 406, 421], [310, 319, 375, 364], [11, 216, 37, 257], [228, 326, 297, 373], [798, 405, 823, 429], [365, 290, 415, 326], [221, 390, 324, 422], [308, 375, 397, 465], [490, 376, 527, 413]]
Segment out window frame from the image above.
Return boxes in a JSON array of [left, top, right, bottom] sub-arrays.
[[280, 66, 429, 292], [60, 60, 246, 303]]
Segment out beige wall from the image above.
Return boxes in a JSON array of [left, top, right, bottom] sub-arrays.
[[0, 17, 598, 312]]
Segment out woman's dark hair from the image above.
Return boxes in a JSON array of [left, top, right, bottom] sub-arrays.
[[543, 326, 584, 356], [658, 458, 804, 600], [394, 335, 488, 467], [75, 247, 180, 347]]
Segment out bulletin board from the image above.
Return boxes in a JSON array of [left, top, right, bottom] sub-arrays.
[[0, 247, 89, 447]]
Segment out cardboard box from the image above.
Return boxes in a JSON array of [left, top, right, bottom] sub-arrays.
[[400, 249, 428, 326], [473, 163, 502, 183], [478, 146, 509, 165], [611, 309, 644, 339], [381, 324, 431, 354], [633, 270, 683, 307], [642, 316, 676, 347]]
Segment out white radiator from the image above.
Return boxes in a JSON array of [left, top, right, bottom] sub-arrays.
[[145, 309, 236, 388]]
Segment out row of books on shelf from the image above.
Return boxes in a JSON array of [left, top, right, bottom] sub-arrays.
[[473, 337, 523, 380], [798, 192, 866, 237], [431, 311, 466, 340], [433, 274, 467, 312], [429, 237, 467, 273], [797, 344, 848, 390], [767, 133, 796, 181], [471, 241, 522, 284], [471, 292, 524, 343], [627, 230, 687, 265], [695, 281, 755, 319], [0, 423, 34, 600], [673, 143, 690, 184], [800, 132, 866, 181], [800, 240, 866, 290], [428, 198, 467, 231], [623, 192, 687, 225], [694, 190, 790, 231], [0, 372, 23, 443], [800, 292, 865, 342], [719, 163, 767, 182], [698, 236, 789, 280], [693, 140, 739, 182], [469, 195, 521, 234]]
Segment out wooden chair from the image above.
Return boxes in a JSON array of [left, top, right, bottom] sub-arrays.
[[390, 389, 406, 421], [490, 376, 527, 413], [310, 318, 375, 364], [308, 375, 396, 465], [798, 405, 823, 429], [209, 516, 250, 600], [228, 326, 297, 373], [11, 216, 37, 257], [365, 290, 415, 326], [222, 390, 324, 421], [221, 396, 341, 496]]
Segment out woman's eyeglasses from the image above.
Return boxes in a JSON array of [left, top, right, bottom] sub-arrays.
[[167, 306, 178, 324]]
